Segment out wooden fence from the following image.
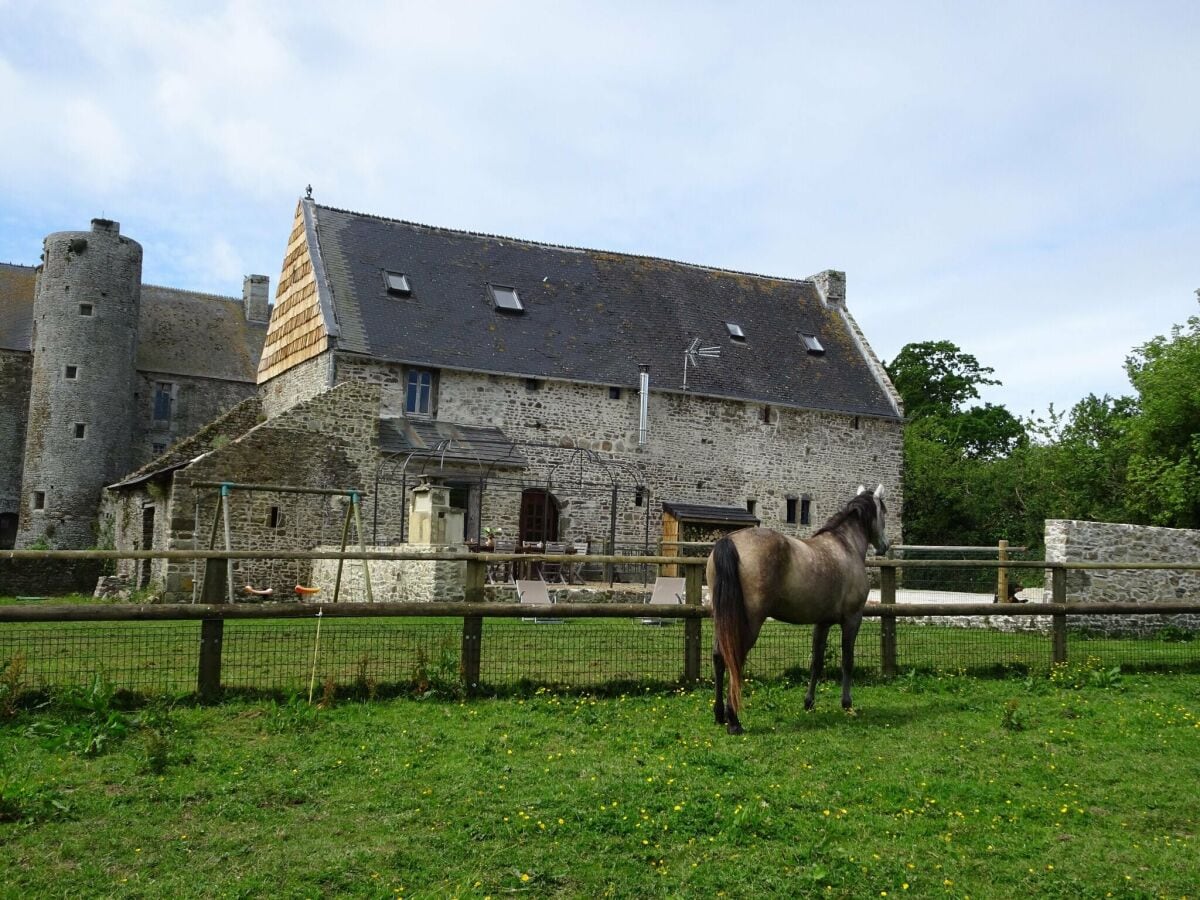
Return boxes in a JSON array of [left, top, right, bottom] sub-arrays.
[[3, 549, 1200, 698]]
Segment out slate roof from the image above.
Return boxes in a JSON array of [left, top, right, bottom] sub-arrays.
[[136, 286, 267, 381], [309, 203, 901, 419], [0, 264, 266, 382], [660, 502, 760, 525], [378, 419, 528, 468]]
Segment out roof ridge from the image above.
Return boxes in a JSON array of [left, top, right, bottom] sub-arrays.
[[142, 283, 240, 304], [311, 201, 816, 286]]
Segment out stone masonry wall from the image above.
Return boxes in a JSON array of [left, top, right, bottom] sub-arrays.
[[156, 381, 381, 602], [133, 371, 259, 466], [1044, 519, 1200, 635], [339, 355, 904, 551], [0, 350, 32, 530], [259, 351, 335, 419], [310, 546, 468, 603]]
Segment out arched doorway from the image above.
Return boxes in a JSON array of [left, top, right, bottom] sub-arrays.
[[519, 488, 560, 545]]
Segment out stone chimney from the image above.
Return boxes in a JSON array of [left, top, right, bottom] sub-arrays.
[[243, 274, 270, 323], [810, 270, 846, 308]]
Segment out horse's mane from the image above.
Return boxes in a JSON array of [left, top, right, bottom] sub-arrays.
[[813, 493, 879, 545]]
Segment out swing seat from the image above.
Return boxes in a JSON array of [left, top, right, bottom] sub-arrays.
[[295, 585, 320, 596], [242, 585, 274, 596]]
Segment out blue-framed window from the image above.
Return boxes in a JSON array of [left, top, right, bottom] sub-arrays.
[[405, 369, 434, 416]]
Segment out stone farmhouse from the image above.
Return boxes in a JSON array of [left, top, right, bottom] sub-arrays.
[[107, 197, 905, 600], [4, 199, 904, 600], [0, 219, 270, 551]]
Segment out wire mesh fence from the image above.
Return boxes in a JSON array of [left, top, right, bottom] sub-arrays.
[[3, 611, 1198, 702]]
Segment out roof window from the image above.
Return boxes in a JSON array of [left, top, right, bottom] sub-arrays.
[[384, 271, 411, 295], [725, 322, 746, 342], [800, 332, 825, 355], [489, 284, 523, 312]]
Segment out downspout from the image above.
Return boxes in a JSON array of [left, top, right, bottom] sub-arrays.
[[638, 365, 650, 447]]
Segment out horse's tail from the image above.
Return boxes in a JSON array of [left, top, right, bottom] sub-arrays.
[[712, 535, 749, 714]]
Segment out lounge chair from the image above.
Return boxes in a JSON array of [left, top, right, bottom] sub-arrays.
[[640, 576, 685, 625], [516, 578, 562, 623]]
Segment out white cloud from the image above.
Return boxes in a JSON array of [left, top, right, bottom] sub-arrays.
[[1, 0, 1198, 416]]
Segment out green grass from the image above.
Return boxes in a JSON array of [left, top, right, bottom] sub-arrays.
[[2, 670, 1198, 897]]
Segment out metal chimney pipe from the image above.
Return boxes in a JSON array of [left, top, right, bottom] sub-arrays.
[[638, 365, 650, 447]]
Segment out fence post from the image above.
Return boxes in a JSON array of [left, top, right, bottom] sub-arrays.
[[197, 617, 224, 700], [461, 559, 486, 692], [997, 539, 1009, 602], [683, 564, 703, 683], [1051, 565, 1067, 665], [880, 566, 898, 677]]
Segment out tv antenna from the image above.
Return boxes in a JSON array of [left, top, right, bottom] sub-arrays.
[[682, 337, 720, 391]]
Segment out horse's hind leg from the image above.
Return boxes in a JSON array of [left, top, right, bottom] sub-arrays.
[[804, 623, 831, 710], [840, 614, 864, 710]]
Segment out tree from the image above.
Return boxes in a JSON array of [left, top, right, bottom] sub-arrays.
[[1123, 313, 1200, 527], [885, 340, 1000, 420]]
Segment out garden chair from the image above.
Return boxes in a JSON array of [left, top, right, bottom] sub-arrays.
[[488, 539, 516, 584], [516, 578, 562, 623], [542, 541, 569, 583], [640, 576, 685, 625]]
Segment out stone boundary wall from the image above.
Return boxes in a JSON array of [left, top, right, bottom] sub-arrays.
[[1045, 519, 1200, 635], [310, 545, 467, 603], [0, 559, 106, 597]]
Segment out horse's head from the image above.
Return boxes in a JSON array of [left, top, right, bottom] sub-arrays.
[[856, 484, 890, 555]]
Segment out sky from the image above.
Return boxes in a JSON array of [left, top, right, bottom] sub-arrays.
[[2, 1, 1197, 420]]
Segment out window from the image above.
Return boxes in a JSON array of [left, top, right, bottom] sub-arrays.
[[153, 382, 174, 422], [800, 497, 811, 525], [525, 378, 542, 392], [79, 303, 94, 316], [608, 386, 622, 400], [852, 416, 860, 430], [64, 365, 78, 380], [489, 284, 523, 312], [152, 442, 167, 455], [384, 271, 411, 295], [800, 332, 825, 355], [268, 506, 283, 528], [762, 405, 773, 424], [73, 423, 86, 439], [746, 499, 757, 515], [405, 369, 434, 416], [786, 497, 797, 524], [32, 491, 45, 511], [726, 322, 746, 342]]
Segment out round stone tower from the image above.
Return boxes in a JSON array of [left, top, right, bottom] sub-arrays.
[[17, 219, 143, 548]]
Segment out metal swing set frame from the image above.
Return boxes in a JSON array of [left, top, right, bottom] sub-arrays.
[[194, 481, 375, 604]]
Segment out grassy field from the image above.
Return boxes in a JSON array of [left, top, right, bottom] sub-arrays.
[[2, 665, 1197, 898]]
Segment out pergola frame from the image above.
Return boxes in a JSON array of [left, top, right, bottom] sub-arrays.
[[372, 437, 653, 580]]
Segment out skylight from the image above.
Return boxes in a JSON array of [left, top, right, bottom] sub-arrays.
[[801, 332, 825, 354], [489, 284, 523, 312], [726, 322, 746, 342], [384, 271, 411, 295]]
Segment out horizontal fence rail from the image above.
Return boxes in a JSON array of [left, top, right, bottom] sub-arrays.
[[3, 549, 1200, 701]]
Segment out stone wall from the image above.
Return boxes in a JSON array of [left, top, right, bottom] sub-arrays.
[[0, 558, 106, 597], [259, 350, 335, 418], [0, 350, 32, 533], [133, 372, 259, 465], [341, 355, 904, 550], [1045, 519, 1200, 635], [311, 545, 468, 603], [154, 381, 381, 602]]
